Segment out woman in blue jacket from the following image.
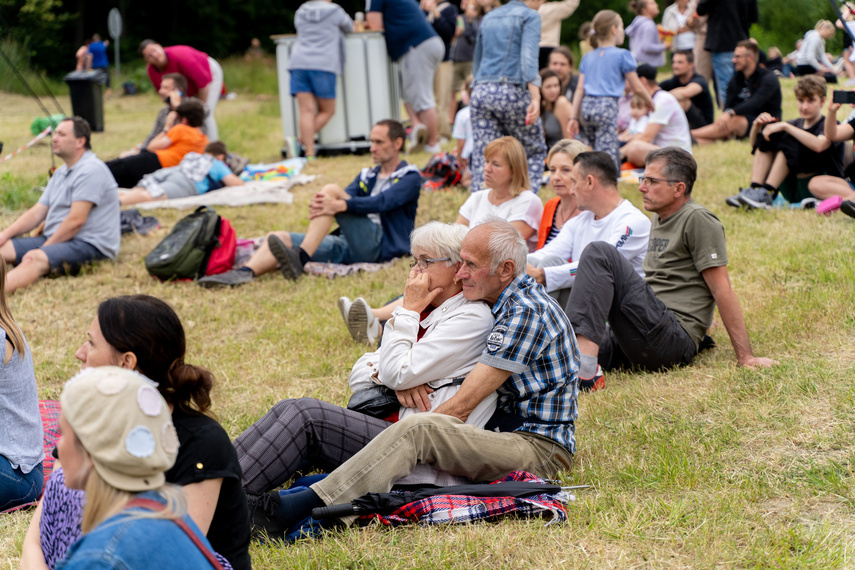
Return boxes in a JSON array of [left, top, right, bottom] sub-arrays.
[[469, 0, 547, 193]]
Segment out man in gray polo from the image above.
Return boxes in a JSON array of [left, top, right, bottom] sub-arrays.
[[0, 116, 119, 293]]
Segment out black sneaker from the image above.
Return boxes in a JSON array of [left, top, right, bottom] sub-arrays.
[[247, 491, 288, 542], [841, 200, 855, 219], [268, 235, 304, 281], [197, 269, 254, 288]]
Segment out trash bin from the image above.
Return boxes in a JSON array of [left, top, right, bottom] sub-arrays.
[[64, 70, 104, 132]]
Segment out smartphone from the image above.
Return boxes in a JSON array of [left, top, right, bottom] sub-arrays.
[[833, 90, 855, 104]]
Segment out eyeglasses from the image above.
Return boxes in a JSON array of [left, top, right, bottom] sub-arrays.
[[638, 175, 679, 187], [732, 54, 751, 59], [409, 257, 451, 270]]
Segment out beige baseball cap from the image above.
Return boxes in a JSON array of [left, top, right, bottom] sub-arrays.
[[60, 366, 180, 492]]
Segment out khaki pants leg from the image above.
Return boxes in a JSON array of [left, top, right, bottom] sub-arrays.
[[310, 413, 573, 524]]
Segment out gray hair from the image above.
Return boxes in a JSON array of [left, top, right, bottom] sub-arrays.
[[478, 217, 527, 277], [410, 222, 468, 265]]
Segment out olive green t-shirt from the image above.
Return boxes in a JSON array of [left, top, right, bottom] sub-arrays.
[[643, 199, 727, 346]]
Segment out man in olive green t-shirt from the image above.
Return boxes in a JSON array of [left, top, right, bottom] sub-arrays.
[[567, 147, 777, 388]]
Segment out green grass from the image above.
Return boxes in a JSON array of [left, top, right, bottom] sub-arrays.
[[1, 74, 855, 568]]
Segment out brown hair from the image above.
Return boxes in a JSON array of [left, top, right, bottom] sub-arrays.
[[483, 136, 530, 197], [97, 295, 214, 417], [63, 116, 92, 150], [629, 0, 652, 15], [672, 50, 694, 65], [735, 39, 759, 61], [630, 93, 648, 108], [162, 72, 187, 93], [175, 99, 206, 128], [574, 151, 619, 187], [591, 10, 622, 49], [549, 46, 575, 69], [375, 119, 407, 148], [205, 141, 228, 156], [794, 75, 827, 100]]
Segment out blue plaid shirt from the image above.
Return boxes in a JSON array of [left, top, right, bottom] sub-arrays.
[[480, 274, 580, 453]]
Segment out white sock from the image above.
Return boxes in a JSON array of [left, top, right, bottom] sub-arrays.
[[579, 354, 599, 379]]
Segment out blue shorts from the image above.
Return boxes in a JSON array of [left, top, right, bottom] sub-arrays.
[[13, 236, 107, 273], [290, 69, 336, 99], [289, 213, 383, 265]]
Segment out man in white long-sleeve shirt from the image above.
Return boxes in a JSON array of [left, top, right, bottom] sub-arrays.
[[526, 150, 651, 311]]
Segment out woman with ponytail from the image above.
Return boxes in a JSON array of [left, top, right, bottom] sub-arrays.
[[21, 295, 250, 570]]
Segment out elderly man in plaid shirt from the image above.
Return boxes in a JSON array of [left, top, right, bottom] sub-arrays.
[[268, 219, 580, 528]]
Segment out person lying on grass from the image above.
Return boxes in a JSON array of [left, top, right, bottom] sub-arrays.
[[251, 219, 579, 534], [725, 75, 843, 210], [235, 221, 497, 540], [105, 99, 209, 190], [118, 141, 244, 206]]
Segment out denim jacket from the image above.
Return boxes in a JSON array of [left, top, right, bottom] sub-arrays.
[[56, 492, 221, 569], [472, 0, 541, 88]]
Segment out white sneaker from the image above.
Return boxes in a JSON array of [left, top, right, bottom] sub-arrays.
[[423, 142, 442, 154], [337, 297, 352, 327], [347, 297, 379, 345], [408, 124, 427, 154]]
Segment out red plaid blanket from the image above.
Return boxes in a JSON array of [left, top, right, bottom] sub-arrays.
[[357, 471, 569, 527]]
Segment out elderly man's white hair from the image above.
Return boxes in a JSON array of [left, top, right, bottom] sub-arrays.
[[410, 222, 469, 265], [475, 217, 527, 277]]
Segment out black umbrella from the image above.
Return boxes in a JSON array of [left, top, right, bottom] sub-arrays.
[[311, 481, 563, 519]]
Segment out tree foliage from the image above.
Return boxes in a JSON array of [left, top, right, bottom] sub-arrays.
[[0, 0, 847, 80]]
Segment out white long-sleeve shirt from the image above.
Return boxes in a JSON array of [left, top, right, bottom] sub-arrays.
[[348, 292, 497, 427], [796, 29, 833, 70], [528, 199, 652, 292], [347, 292, 496, 487]]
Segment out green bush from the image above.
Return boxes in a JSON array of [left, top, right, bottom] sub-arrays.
[[0, 37, 68, 97], [220, 56, 278, 94]]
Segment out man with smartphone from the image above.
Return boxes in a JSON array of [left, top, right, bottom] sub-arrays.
[[691, 40, 781, 144], [725, 75, 843, 209], [118, 73, 194, 158]]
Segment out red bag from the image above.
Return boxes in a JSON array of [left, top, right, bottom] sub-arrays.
[[204, 218, 236, 276]]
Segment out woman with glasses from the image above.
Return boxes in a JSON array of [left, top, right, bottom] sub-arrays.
[[235, 223, 496, 530], [339, 137, 542, 345]]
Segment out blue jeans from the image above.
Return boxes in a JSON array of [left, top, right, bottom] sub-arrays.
[[289, 213, 383, 265], [0, 456, 43, 511], [711, 51, 734, 107]]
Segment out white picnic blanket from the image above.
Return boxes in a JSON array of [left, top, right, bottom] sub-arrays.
[[134, 175, 314, 210]]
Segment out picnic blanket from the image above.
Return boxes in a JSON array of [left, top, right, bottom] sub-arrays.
[[134, 175, 314, 210], [357, 471, 571, 527], [235, 236, 397, 278]]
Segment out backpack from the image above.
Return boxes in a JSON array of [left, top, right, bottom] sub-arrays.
[[421, 152, 461, 191], [144, 206, 235, 281]]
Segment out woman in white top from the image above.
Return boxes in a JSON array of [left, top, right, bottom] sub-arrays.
[[662, 0, 695, 53], [796, 20, 837, 83], [339, 137, 543, 346], [456, 136, 543, 251]]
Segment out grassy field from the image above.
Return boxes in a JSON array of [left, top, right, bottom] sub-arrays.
[[1, 70, 854, 568]]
